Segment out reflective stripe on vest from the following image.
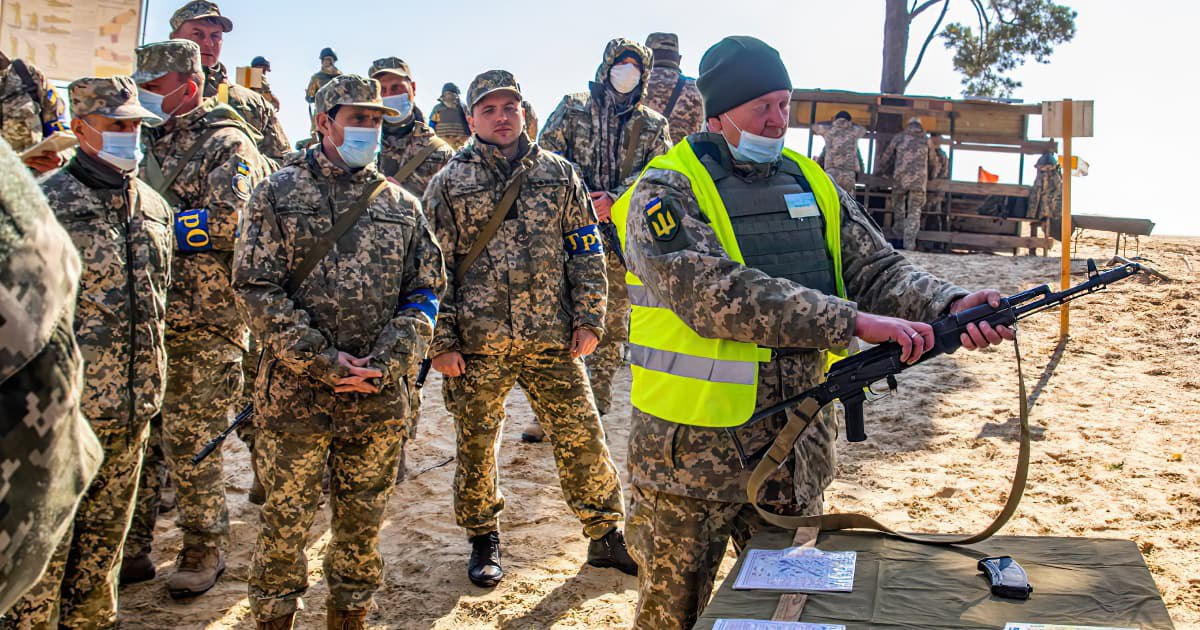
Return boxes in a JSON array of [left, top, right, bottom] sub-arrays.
[[612, 139, 846, 427]]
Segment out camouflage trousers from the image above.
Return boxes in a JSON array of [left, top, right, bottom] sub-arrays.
[[162, 333, 243, 549], [626, 486, 818, 630], [585, 250, 629, 415], [826, 167, 858, 194], [125, 413, 164, 557], [4, 419, 149, 630], [891, 188, 926, 251], [444, 350, 624, 540], [249, 426, 404, 621]]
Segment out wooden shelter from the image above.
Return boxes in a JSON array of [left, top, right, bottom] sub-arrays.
[[791, 89, 1059, 254]]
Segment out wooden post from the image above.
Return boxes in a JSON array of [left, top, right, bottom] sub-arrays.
[[1059, 99, 1073, 339]]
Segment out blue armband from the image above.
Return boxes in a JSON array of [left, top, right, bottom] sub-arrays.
[[564, 224, 604, 257], [174, 209, 213, 253], [401, 289, 440, 325]]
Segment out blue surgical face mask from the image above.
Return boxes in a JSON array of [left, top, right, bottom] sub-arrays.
[[722, 114, 785, 164], [83, 120, 142, 173], [137, 82, 188, 126], [383, 94, 413, 123], [333, 122, 381, 169]]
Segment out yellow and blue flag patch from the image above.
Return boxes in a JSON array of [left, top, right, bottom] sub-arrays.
[[644, 197, 679, 242]]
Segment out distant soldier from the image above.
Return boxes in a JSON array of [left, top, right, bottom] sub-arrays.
[[249, 56, 280, 111], [0, 50, 69, 172], [879, 117, 931, 250], [370, 57, 453, 199], [132, 39, 272, 599], [234, 74, 445, 630], [169, 0, 291, 162], [1029, 151, 1063, 238], [522, 100, 539, 141], [0, 137, 101, 617], [5, 77, 171, 629], [813, 111, 867, 192], [926, 135, 950, 213], [425, 70, 637, 588], [541, 38, 672, 418], [642, 32, 703, 144], [429, 82, 470, 149], [305, 47, 342, 105]]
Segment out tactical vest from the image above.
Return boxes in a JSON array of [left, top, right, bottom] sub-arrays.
[[433, 102, 469, 137], [612, 136, 847, 427]]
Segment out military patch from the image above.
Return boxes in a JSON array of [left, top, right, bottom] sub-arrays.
[[644, 197, 679, 242], [232, 161, 251, 199], [564, 224, 604, 257], [174, 208, 213, 253]]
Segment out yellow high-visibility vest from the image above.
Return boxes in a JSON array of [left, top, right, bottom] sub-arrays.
[[612, 140, 847, 427]]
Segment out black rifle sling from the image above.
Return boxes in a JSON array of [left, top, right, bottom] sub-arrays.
[[618, 116, 646, 183], [286, 179, 390, 297], [746, 333, 1031, 546], [662, 75, 687, 119]]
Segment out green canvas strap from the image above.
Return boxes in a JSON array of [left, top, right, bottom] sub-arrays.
[[285, 178, 389, 297], [392, 140, 443, 184], [454, 159, 533, 285], [618, 116, 646, 182]]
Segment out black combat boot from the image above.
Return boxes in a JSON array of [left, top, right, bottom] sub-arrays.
[[467, 531, 503, 587], [587, 527, 638, 576]]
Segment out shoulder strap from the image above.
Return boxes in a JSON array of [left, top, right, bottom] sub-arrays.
[[663, 75, 687, 119], [618, 116, 647, 182], [286, 178, 390, 297], [11, 60, 39, 105], [392, 140, 443, 184], [454, 162, 531, 285], [146, 127, 222, 204]]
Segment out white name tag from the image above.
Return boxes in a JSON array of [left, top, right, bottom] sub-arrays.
[[785, 192, 819, 219]]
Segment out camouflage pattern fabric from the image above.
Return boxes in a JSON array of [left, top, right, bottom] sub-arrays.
[[0, 137, 100, 616], [249, 76, 280, 111], [522, 100, 538, 141], [305, 69, 342, 104], [378, 118, 453, 199], [0, 57, 67, 153], [643, 67, 703, 145], [423, 137, 606, 357], [927, 140, 950, 213], [429, 96, 469, 149], [205, 63, 291, 161], [879, 124, 931, 249], [248, 427, 403, 620], [66, 76, 160, 123], [131, 40, 203, 85], [443, 351, 624, 539], [1030, 152, 1063, 236], [124, 414, 165, 558], [540, 38, 671, 414], [621, 148, 969, 626], [168, 0, 233, 33], [813, 117, 867, 193]]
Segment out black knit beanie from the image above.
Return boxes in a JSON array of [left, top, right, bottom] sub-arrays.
[[697, 36, 791, 119]]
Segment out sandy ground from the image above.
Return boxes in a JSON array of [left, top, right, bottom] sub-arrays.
[[118, 234, 1200, 629]]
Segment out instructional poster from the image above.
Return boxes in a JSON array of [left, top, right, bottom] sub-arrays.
[[1, 0, 142, 81]]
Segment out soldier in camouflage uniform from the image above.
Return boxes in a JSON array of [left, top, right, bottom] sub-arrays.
[[813, 111, 867, 193], [169, 1, 292, 163], [233, 74, 445, 630], [132, 39, 272, 599], [541, 38, 672, 418], [1030, 151, 1063, 238], [926, 135, 950, 214], [5, 77, 172, 630], [370, 57, 454, 200], [425, 70, 637, 588], [249, 57, 281, 111], [0, 51, 68, 173], [618, 36, 1012, 629], [642, 33, 703, 145], [879, 117, 931, 250], [0, 137, 101, 617], [429, 83, 470, 149], [305, 48, 342, 105]]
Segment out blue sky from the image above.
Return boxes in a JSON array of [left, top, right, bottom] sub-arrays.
[[141, 0, 1200, 236]]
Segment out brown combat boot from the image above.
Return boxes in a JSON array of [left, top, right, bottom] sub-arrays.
[[257, 612, 295, 630], [166, 545, 225, 599], [327, 608, 367, 630]]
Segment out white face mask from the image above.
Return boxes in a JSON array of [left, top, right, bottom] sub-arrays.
[[722, 114, 785, 164], [383, 94, 413, 123], [82, 119, 142, 173], [137, 81, 190, 126], [331, 121, 381, 169], [609, 64, 641, 94]]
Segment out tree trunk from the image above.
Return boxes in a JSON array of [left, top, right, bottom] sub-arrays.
[[882, 0, 911, 94]]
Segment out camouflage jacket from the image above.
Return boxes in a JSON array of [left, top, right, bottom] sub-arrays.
[[305, 69, 342, 103], [879, 127, 931, 190], [429, 99, 469, 139], [1029, 161, 1063, 223], [423, 137, 606, 357], [623, 139, 968, 506], [42, 151, 173, 426], [250, 75, 281, 111], [540, 39, 672, 196], [813, 118, 867, 174], [206, 62, 291, 161], [141, 98, 271, 349], [0, 137, 101, 614], [233, 148, 445, 435], [643, 65, 703, 145], [379, 117, 454, 200], [0, 57, 67, 152]]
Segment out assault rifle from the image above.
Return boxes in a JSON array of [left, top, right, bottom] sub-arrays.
[[192, 404, 254, 465], [598, 221, 626, 269]]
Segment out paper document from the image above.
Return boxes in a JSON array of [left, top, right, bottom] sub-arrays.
[[714, 621, 845, 630], [732, 547, 856, 592], [1004, 625, 1139, 630], [19, 132, 77, 159]]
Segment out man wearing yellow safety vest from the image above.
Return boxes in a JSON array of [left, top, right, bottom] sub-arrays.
[[613, 36, 1014, 629]]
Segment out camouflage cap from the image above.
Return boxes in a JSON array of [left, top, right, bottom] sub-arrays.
[[466, 70, 522, 109], [68, 76, 162, 124], [169, 0, 233, 33], [133, 40, 203, 85], [368, 57, 411, 80], [314, 74, 400, 117], [645, 32, 679, 52]]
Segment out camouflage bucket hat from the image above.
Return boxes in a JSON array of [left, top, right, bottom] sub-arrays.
[[466, 70, 522, 109], [68, 76, 162, 124], [170, 0, 233, 33], [314, 74, 400, 117], [132, 40, 203, 85], [369, 57, 411, 80]]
